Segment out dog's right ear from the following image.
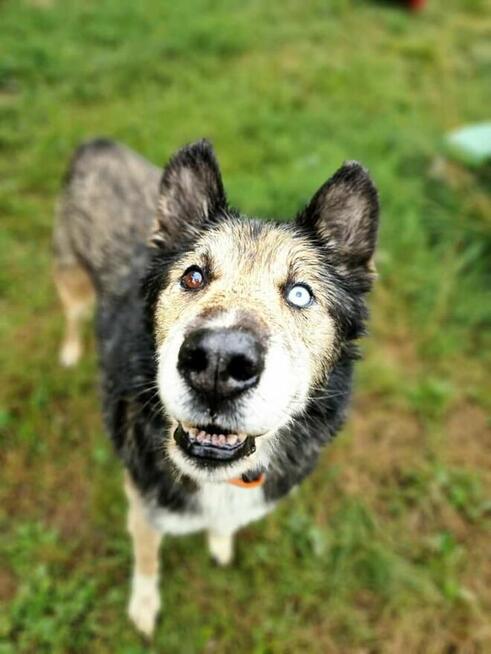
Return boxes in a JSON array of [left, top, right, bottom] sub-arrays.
[[151, 139, 227, 247]]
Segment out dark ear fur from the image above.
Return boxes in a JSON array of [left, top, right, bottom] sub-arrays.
[[151, 139, 227, 247], [297, 161, 379, 270]]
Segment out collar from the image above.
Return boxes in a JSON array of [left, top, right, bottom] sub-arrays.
[[227, 472, 265, 489]]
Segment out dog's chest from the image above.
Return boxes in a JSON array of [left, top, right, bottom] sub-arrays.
[[149, 483, 273, 536], [199, 483, 273, 534]]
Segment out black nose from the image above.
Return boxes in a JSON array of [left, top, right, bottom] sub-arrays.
[[177, 328, 265, 404]]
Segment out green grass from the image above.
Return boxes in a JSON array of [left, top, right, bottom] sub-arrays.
[[1, 0, 490, 652]]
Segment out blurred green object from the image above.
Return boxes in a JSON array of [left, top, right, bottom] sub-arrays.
[[444, 123, 491, 167]]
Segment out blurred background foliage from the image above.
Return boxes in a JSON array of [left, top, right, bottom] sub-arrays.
[[0, 0, 490, 652]]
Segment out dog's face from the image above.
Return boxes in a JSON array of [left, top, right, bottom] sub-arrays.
[[146, 141, 378, 483]]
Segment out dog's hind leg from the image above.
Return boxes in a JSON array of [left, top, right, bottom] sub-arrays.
[[124, 473, 162, 638], [207, 531, 234, 566], [53, 263, 94, 367]]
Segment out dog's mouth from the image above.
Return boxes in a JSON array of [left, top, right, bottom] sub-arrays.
[[173, 422, 256, 464]]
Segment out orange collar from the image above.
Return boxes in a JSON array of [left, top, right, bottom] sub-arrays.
[[227, 472, 265, 489]]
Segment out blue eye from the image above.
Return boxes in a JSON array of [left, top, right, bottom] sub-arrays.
[[286, 284, 313, 308]]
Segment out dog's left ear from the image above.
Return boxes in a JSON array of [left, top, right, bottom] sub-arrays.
[[297, 161, 379, 270], [151, 139, 227, 247]]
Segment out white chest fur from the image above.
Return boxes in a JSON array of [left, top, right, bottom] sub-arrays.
[[147, 483, 274, 536]]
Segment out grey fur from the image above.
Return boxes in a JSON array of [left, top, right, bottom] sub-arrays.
[[53, 139, 161, 294]]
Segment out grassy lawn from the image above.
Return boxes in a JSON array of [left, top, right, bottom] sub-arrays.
[[1, 0, 490, 652]]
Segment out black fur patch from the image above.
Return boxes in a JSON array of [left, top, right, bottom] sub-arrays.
[[96, 285, 198, 511]]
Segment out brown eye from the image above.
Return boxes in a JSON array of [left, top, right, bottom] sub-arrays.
[[181, 266, 205, 291]]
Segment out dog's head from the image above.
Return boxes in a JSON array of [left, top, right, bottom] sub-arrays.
[[144, 140, 379, 483]]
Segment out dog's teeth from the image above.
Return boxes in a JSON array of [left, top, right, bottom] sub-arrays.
[[190, 427, 248, 447]]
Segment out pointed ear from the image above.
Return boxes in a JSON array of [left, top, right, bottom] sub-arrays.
[[151, 139, 227, 247], [297, 161, 379, 270]]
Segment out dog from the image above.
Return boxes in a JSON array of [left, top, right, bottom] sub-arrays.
[[53, 138, 379, 636]]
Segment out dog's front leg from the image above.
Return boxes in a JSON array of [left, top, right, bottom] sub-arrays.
[[207, 531, 234, 566], [124, 473, 162, 637]]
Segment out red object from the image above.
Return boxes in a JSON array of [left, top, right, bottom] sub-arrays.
[[408, 0, 426, 9]]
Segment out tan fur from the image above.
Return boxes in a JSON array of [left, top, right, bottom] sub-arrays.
[[154, 220, 338, 389], [124, 473, 162, 578], [53, 264, 95, 367], [124, 473, 162, 636]]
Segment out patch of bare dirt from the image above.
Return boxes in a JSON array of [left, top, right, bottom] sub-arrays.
[[328, 398, 424, 503], [445, 403, 491, 485], [0, 565, 17, 603], [0, 444, 90, 541]]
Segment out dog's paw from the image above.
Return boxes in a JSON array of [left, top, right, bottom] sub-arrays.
[[208, 531, 234, 567], [128, 573, 161, 638], [59, 340, 82, 367]]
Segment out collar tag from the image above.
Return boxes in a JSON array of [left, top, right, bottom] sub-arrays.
[[227, 472, 265, 489]]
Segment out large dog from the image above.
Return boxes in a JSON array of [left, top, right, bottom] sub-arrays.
[[53, 139, 379, 636]]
